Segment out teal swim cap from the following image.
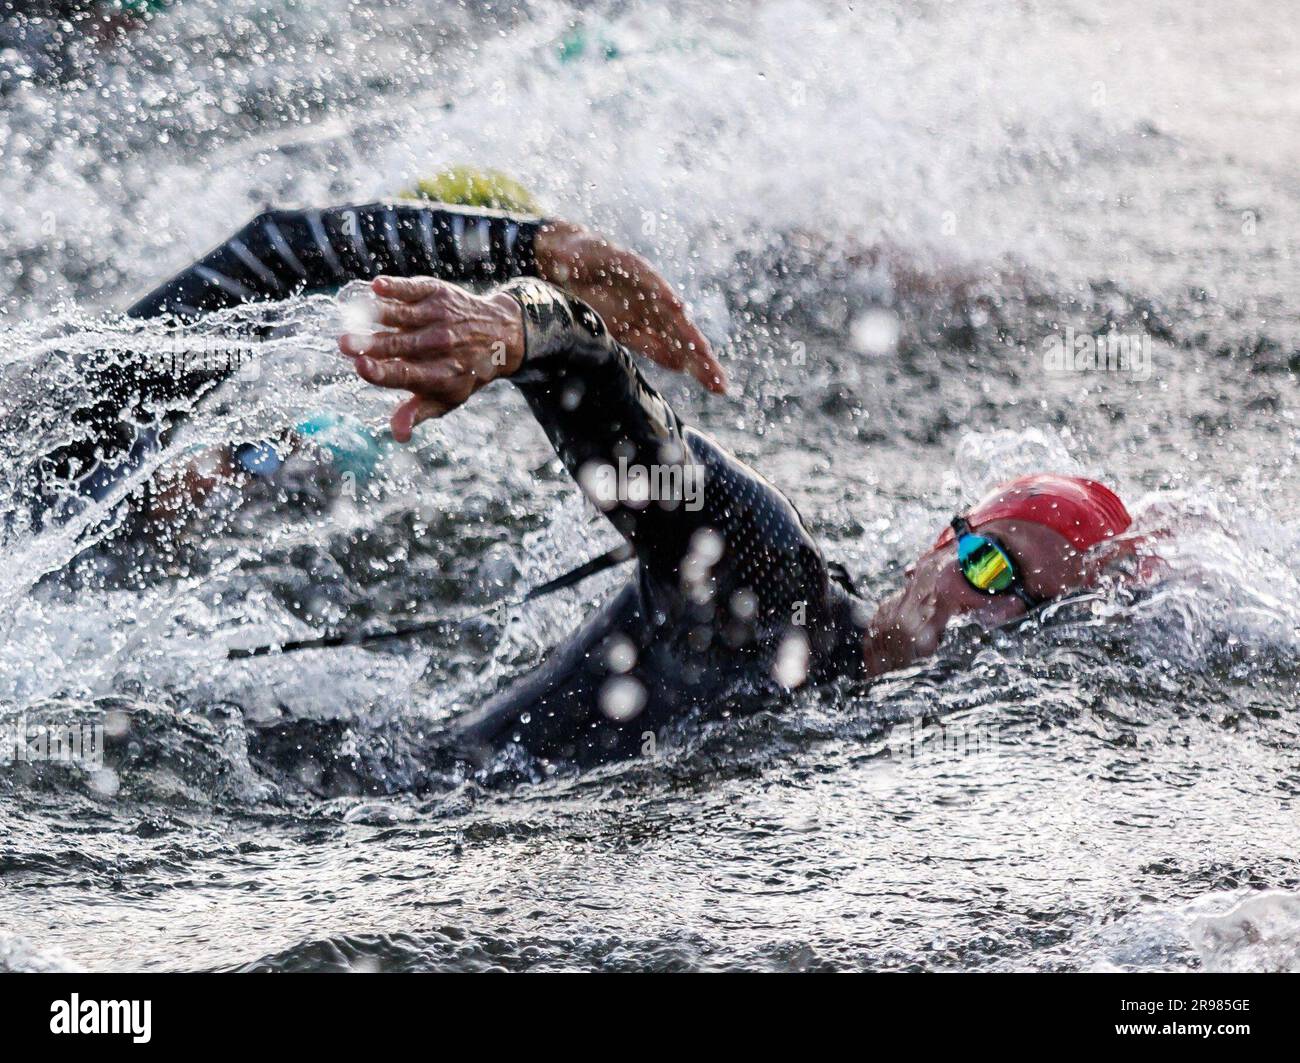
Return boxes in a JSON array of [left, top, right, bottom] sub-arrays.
[[294, 412, 385, 484]]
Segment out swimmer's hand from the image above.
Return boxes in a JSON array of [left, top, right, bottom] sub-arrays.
[[534, 221, 726, 395], [339, 278, 525, 442]]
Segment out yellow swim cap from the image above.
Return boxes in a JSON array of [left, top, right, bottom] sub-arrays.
[[402, 166, 540, 214]]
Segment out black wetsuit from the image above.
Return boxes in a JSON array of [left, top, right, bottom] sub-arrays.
[[54, 200, 866, 770], [126, 200, 541, 321], [446, 278, 867, 768]]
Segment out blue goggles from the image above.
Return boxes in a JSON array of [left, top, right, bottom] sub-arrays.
[[951, 516, 1041, 610]]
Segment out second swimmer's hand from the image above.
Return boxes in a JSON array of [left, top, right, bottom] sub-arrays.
[[534, 222, 726, 395], [338, 277, 524, 443]]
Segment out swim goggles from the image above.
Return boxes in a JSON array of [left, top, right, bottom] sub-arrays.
[[951, 516, 1041, 610]]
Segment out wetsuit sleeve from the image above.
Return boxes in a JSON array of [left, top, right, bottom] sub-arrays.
[[501, 278, 833, 631], [127, 201, 546, 321]]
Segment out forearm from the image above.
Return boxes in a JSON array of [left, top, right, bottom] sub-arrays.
[[499, 278, 831, 626], [337, 275, 829, 636], [501, 278, 698, 556]]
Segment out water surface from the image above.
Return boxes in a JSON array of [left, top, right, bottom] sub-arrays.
[[0, 0, 1297, 972]]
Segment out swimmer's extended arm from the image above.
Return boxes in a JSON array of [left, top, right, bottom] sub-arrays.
[[128, 202, 546, 321], [127, 201, 721, 393], [347, 276, 827, 630], [46, 203, 548, 505], [58, 203, 540, 455]]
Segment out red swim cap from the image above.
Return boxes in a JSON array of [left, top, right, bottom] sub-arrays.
[[932, 473, 1131, 554]]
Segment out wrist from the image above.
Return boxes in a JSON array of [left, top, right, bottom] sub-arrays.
[[486, 291, 526, 379]]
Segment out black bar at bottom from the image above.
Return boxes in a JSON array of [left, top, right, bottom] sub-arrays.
[[0, 972, 1287, 1049]]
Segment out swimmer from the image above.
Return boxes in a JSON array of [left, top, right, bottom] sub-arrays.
[[330, 275, 1138, 769], [144, 411, 388, 539], [49, 181, 1138, 774]]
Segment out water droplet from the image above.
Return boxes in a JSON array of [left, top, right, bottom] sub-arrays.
[[599, 676, 646, 722]]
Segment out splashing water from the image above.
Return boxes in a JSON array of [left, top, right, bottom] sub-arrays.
[[0, 0, 1297, 972]]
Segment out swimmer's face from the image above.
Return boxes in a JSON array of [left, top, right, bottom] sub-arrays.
[[861, 519, 1097, 677]]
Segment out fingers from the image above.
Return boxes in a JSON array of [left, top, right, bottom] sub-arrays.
[[353, 356, 464, 442], [690, 345, 728, 395], [371, 275, 449, 303], [354, 354, 463, 393], [636, 302, 728, 395], [340, 325, 451, 360], [389, 394, 450, 444], [608, 263, 728, 395], [669, 317, 726, 394], [637, 331, 726, 394], [372, 297, 439, 329]]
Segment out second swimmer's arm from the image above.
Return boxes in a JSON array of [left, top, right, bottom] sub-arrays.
[[127, 202, 723, 394], [127, 201, 549, 320]]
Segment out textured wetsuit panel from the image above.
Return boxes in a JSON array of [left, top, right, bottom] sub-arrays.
[[127, 202, 543, 321], [445, 279, 865, 768]]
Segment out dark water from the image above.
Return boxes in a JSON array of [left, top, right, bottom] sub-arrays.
[[0, 0, 1297, 972]]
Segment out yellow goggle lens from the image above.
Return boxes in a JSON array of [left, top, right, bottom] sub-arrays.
[[958, 536, 1015, 593]]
